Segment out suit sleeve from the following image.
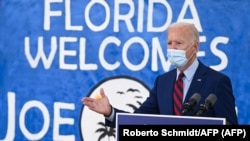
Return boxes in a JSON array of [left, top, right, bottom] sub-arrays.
[[213, 75, 238, 125]]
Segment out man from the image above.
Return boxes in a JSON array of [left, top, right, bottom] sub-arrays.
[[82, 22, 238, 127]]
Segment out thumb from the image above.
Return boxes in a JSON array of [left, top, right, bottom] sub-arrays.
[[100, 88, 106, 98]]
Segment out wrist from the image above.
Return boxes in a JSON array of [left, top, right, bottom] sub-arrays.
[[104, 105, 113, 117]]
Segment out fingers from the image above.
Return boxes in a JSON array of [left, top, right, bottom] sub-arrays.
[[81, 88, 107, 114], [82, 97, 102, 114], [82, 97, 93, 103], [100, 88, 105, 98], [82, 97, 94, 107]]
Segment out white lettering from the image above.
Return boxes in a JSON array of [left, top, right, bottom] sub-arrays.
[[19, 101, 50, 140], [210, 36, 229, 71], [85, 0, 110, 31], [177, 0, 202, 32], [59, 37, 78, 70], [148, 0, 172, 32], [25, 36, 57, 69], [53, 102, 75, 140], [44, 0, 63, 30], [123, 37, 149, 71], [0, 92, 76, 141], [65, 0, 83, 31], [0, 92, 15, 141]]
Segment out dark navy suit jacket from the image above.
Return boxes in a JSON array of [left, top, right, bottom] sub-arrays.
[[106, 60, 238, 127]]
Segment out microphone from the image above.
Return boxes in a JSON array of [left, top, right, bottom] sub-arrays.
[[196, 94, 217, 116], [181, 93, 201, 115]]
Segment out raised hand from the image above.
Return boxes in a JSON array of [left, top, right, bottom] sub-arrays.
[[82, 88, 112, 116]]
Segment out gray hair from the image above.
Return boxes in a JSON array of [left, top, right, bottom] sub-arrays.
[[168, 22, 199, 43]]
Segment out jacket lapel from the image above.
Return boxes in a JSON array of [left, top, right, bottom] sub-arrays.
[[184, 61, 207, 103]]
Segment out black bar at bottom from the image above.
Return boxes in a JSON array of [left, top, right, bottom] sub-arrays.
[[118, 125, 250, 141]]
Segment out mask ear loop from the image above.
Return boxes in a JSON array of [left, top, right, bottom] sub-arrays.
[[185, 44, 194, 61], [185, 42, 194, 51]]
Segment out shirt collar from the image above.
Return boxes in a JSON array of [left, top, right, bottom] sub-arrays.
[[177, 59, 199, 81]]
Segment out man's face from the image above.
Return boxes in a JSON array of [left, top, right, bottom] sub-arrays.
[[167, 26, 192, 50]]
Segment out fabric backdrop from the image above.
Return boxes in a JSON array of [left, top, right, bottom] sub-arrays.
[[0, 0, 249, 140]]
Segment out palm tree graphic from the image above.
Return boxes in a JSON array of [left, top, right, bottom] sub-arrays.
[[95, 122, 116, 141], [94, 100, 141, 141], [94, 87, 145, 140], [127, 101, 142, 110]]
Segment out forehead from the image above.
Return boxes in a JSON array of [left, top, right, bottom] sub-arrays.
[[167, 26, 191, 42]]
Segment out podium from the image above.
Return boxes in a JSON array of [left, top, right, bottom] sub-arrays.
[[116, 113, 226, 140]]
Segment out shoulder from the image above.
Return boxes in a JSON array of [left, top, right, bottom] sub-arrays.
[[158, 68, 176, 78], [198, 60, 231, 81]]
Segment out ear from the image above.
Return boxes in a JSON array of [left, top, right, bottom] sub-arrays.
[[193, 42, 199, 53]]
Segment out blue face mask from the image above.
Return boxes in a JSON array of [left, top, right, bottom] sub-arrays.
[[167, 47, 192, 68]]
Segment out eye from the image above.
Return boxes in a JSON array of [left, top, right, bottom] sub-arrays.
[[176, 42, 183, 45], [168, 41, 184, 47]]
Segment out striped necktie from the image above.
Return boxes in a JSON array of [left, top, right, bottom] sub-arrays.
[[173, 72, 185, 115]]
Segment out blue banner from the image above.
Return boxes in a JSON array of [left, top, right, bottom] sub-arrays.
[[0, 0, 249, 140]]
